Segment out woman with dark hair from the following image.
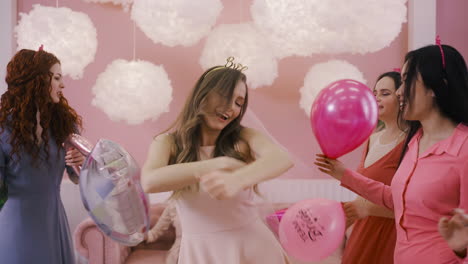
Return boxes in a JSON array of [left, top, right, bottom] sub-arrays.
[[0, 48, 84, 263], [341, 71, 406, 264], [315, 43, 468, 263], [141, 59, 293, 263]]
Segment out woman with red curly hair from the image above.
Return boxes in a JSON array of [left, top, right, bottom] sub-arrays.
[[0, 48, 84, 263]]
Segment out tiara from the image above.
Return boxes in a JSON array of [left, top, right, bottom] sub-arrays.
[[224, 56, 248, 72], [205, 57, 248, 77]]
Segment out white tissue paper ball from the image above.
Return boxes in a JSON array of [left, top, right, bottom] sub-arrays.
[[131, 0, 223, 47], [82, 0, 133, 12], [299, 60, 367, 117], [92, 59, 173, 125], [199, 23, 278, 89], [251, 0, 407, 58], [15, 4, 97, 79]]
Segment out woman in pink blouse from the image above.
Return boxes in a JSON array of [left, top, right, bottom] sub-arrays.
[[315, 44, 468, 264]]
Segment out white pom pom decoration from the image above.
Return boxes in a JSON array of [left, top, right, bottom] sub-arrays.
[[199, 23, 278, 89], [15, 5, 97, 79], [92, 60, 173, 125], [82, 0, 133, 12], [299, 60, 367, 117], [131, 0, 223, 47], [251, 0, 407, 58]]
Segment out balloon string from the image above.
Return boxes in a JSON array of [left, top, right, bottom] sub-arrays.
[[239, 0, 242, 23], [133, 20, 136, 61]]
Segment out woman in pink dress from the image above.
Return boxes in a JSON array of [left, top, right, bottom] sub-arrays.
[[141, 58, 292, 264], [315, 43, 468, 263]]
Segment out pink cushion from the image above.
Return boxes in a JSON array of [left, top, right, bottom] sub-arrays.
[[125, 249, 167, 264]]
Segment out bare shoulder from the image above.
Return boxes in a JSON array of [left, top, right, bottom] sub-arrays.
[[143, 133, 174, 171], [238, 127, 262, 157], [239, 127, 262, 141], [151, 133, 175, 148], [239, 127, 279, 158]]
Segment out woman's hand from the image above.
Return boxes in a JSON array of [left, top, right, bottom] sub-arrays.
[[438, 208, 468, 257], [65, 148, 85, 167], [199, 169, 244, 200], [314, 154, 346, 181], [343, 199, 369, 227], [196, 157, 246, 199]]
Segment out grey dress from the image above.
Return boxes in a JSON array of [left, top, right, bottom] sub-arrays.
[[0, 129, 75, 264]]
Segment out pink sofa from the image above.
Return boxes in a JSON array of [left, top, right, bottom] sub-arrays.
[[74, 203, 176, 264]]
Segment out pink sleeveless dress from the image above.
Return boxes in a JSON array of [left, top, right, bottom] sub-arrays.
[[175, 146, 288, 264]]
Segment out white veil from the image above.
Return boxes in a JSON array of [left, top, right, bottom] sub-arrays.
[[241, 108, 315, 180]]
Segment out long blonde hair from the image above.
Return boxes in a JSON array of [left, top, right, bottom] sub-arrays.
[[163, 66, 254, 198]]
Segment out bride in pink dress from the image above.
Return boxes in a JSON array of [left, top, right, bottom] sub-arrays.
[[141, 60, 292, 264]]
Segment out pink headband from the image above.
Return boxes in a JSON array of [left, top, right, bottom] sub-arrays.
[[435, 35, 446, 69], [392, 68, 401, 73]]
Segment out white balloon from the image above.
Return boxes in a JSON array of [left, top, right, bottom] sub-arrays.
[[299, 60, 367, 117], [15, 5, 97, 80], [131, 0, 223, 47], [92, 59, 173, 125], [251, 0, 407, 58], [200, 23, 278, 89]]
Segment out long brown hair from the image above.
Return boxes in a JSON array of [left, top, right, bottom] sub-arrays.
[[163, 66, 253, 197], [0, 49, 82, 164]]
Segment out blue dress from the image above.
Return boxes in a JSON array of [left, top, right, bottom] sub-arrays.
[[0, 129, 75, 264]]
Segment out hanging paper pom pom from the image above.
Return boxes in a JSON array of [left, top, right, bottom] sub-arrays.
[[299, 60, 367, 117], [82, 0, 133, 12], [251, 0, 407, 58], [131, 0, 223, 47], [92, 59, 173, 125], [199, 23, 278, 89], [15, 4, 97, 79]]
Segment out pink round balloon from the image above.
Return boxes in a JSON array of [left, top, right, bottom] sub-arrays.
[[310, 79, 378, 158], [278, 198, 345, 262]]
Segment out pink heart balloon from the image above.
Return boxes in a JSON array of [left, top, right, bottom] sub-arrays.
[[310, 79, 378, 158]]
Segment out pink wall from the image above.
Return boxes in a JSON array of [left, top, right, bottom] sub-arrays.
[[437, 0, 468, 62], [15, 0, 411, 179]]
